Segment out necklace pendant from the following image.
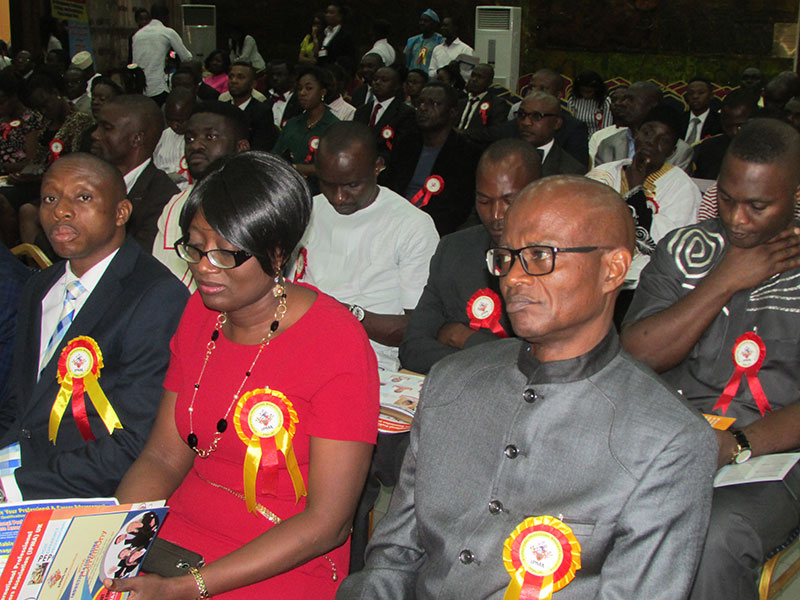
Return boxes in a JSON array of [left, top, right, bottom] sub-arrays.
[[216, 418, 228, 433], [187, 432, 198, 448]]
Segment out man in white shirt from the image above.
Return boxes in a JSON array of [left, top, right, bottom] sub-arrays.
[[427, 17, 475, 82], [153, 87, 195, 190], [266, 59, 299, 128], [0, 153, 188, 500], [131, 5, 192, 104], [292, 121, 439, 371], [91, 95, 179, 251]]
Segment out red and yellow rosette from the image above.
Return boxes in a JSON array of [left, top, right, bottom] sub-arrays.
[[416, 45, 429, 65], [234, 388, 307, 512], [467, 288, 508, 338], [1, 119, 21, 140], [713, 332, 772, 416], [381, 125, 395, 150], [48, 139, 64, 163], [410, 175, 444, 208], [503, 516, 581, 600], [479, 101, 490, 125], [178, 156, 193, 184], [293, 247, 308, 282], [304, 136, 320, 163], [50, 336, 123, 444]]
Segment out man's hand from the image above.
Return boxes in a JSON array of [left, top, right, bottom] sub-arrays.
[[436, 322, 475, 349], [711, 226, 800, 294]]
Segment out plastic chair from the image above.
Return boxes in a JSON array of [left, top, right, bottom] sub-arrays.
[[760, 529, 800, 600]]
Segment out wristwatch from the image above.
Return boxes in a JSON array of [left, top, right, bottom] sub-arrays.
[[730, 429, 752, 464], [348, 304, 365, 322]]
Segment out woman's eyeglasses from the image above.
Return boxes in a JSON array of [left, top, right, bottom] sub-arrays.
[[175, 239, 252, 269]]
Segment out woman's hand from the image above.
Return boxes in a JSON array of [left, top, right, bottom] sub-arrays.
[[103, 572, 197, 600]]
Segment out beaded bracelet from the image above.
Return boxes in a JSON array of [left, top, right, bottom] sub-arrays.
[[188, 566, 210, 598]]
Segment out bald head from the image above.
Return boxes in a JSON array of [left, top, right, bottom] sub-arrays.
[[531, 68, 562, 97], [46, 153, 127, 200], [107, 95, 164, 154]]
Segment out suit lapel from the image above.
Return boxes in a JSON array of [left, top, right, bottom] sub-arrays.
[[128, 162, 154, 206]]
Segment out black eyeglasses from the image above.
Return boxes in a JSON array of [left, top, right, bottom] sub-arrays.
[[486, 245, 611, 277], [174, 239, 252, 269], [516, 110, 560, 122]]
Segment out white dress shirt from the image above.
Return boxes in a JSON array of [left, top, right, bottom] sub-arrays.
[[132, 19, 192, 97], [153, 127, 186, 181], [328, 96, 356, 121], [684, 109, 710, 144], [123, 158, 151, 193], [365, 39, 396, 67], [427, 38, 475, 81], [318, 24, 341, 58], [269, 89, 294, 127]]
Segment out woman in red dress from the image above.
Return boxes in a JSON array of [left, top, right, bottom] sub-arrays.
[[108, 151, 379, 599]]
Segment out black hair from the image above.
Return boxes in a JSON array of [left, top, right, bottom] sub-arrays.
[[422, 80, 458, 108], [205, 49, 231, 73], [641, 104, 683, 143], [479, 138, 542, 181], [91, 75, 123, 97], [319, 121, 378, 165], [436, 63, 464, 91], [179, 151, 312, 275], [172, 65, 200, 85], [571, 70, 607, 105], [190, 100, 249, 142], [297, 65, 331, 92], [406, 68, 429, 83], [230, 60, 256, 77], [687, 76, 713, 91], [722, 88, 759, 111], [728, 118, 800, 165], [134, 8, 149, 20]]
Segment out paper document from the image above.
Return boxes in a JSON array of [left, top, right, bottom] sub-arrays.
[[714, 453, 800, 488]]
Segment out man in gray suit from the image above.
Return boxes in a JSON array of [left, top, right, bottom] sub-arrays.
[[595, 81, 693, 173], [338, 176, 717, 599]]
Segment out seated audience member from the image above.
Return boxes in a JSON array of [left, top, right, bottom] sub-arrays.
[[692, 87, 757, 181], [91, 94, 179, 251], [298, 12, 323, 65], [273, 66, 339, 179], [171, 65, 220, 102], [427, 17, 474, 82], [203, 49, 230, 94], [152, 101, 250, 289], [0, 153, 189, 500], [380, 82, 480, 235], [567, 70, 613, 136], [354, 66, 415, 159], [457, 64, 508, 143], [621, 118, 800, 600], [404, 9, 443, 71], [317, 2, 355, 68], [266, 59, 300, 127], [595, 81, 694, 173], [220, 61, 278, 151], [107, 151, 378, 599], [434, 64, 466, 100], [587, 105, 701, 289], [153, 87, 195, 190], [364, 19, 395, 68], [351, 53, 384, 108], [71, 50, 99, 96], [517, 91, 585, 176], [740, 66, 765, 100], [338, 175, 717, 599], [325, 63, 356, 121], [681, 77, 722, 144], [64, 67, 91, 116], [400, 139, 540, 374], [0, 69, 43, 177], [589, 84, 628, 163], [403, 68, 428, 108], [0, 244, 31, 400]]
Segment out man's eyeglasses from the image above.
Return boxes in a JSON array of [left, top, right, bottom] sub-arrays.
[[516, 110, 560, 122], [486, 245, 611, 277], [175, 239, 252, 269]]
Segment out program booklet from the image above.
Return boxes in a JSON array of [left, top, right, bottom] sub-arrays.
[[378, 371, 425, 434]]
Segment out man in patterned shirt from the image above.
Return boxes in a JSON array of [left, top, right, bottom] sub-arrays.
[[622, 118, 800, 600]]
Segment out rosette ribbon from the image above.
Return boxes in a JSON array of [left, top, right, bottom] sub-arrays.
[[479, 102, 490, 125], [416, 46, 428, 65], [410, 175, 444, 209], [713, 332, 772, 416], [1, 119, 20, 140], [467, 288, 508, 337], [304, 136, 320, 163], [234, 388, 306, 512], [293, 247, 308, 282], [381, 125, 395, 150], [594, 111, 603, 128], [50, 336, 123, 444], [48, 139, 64, 163], [503, 516, 581, 600], [177, 156, 193, 184]]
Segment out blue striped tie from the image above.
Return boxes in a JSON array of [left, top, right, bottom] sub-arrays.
[[41, 280, 87, 372]]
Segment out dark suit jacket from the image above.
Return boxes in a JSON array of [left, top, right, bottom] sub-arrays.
[[379, 129, 480, 236], [0, 238, 189, 499], [680, 110, 722, 142], [691, 133, 730, 180], [354, 96, 416, 159], [317, 27, 355, 69], [457, 92, 509, 133], [127, 162, 179, 253], [241, 97, 279, 151], [554, 109, 589, 168], [351, 83, 373, 109], [542, 141, 587, 176]]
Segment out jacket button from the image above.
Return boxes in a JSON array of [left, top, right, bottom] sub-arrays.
[[459, 549, 475, 564], [488, 500, 504, 514], [20, 428, 31, 439], [504, 444, 519, 459], [522, 388, 538, 403]]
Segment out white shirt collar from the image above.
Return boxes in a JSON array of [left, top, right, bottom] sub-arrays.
[[537, 139, 555, 161], [123, 158, 152, 193]]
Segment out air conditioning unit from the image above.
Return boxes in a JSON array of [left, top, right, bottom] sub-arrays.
[[181, 4, 216, 63], [474, 6, 521, 91]]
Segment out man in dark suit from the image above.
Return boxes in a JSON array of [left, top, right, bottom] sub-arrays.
[[380, 82, 480, 235], [457, 63, 509, 148], [91, 94, 179, 252], [0, 153, 189, 500], [681, 77, 722, 144], [266, 59, 301, 128], [517, 91, 585, 176], [354, 66, 415, 159], [351, 53, 384, 109], [225, 62, 279, 151]]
